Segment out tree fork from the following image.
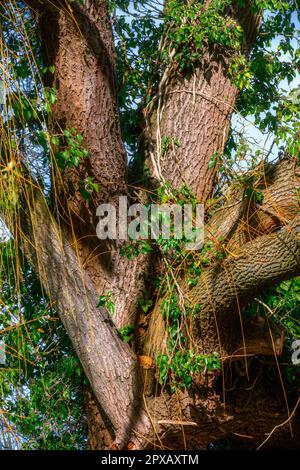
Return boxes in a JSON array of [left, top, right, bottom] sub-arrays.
[[2, 0, 298, 450]]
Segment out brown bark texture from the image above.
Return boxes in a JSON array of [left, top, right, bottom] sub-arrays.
[[1, 0, 298, 449]]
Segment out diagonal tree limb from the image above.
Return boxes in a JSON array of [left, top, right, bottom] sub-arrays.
[[0, 164, 144, 447], [146, 191, 300, 360], [190, 214, 300, 352]]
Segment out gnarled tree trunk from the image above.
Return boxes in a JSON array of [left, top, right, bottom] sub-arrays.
[[2, 0, 298, 449]]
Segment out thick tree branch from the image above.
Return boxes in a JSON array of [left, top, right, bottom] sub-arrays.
[[3, 0, 299, 451], [22, 0, 150, 329], [38, 0, 127, 212], [146, 0, 261, 200], [0, 166, 145, 447], [206, 155, 300, 247], [146, 156, 300, 358], [189, 214, 300, 355]]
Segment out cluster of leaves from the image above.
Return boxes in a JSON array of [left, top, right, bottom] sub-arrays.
[[96, 290, 116, 316], [236, 1, 300, 149], [110, 0, 164, 156], [52, 128, 90, 171], [155, 181, 198, 207], [38, 126, 95, 200], [184, 239, 230, 288], [117, 325, 135, 343], [245, 276, 300, 390], [79, 176, 100, 202], [138, 298, 153, 313], [219, 160, 266, 204], [116, 298, 154, 344], [160, 295, 200, 347], [120, 239, 153, 259], [154, 292, 220, 391], [120, 180, 231, 302], [163, 0, 245, 73], [161, 136, 181, 157], [0, 242, 86, 449], [156, 351, 221, 390], [247, 278, 300, 340], [119, 181, 203, 261]]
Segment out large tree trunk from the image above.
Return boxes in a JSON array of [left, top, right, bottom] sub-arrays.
[[146, 0, 261, 200], [2, 0, 298, 449], [35, 0, 148, 330]]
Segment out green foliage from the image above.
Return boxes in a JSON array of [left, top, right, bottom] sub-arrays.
[[161, 136, 181, 157], [160, 295, 200, 347], [236, 167, 266, 204], [228, 55, 252, 90], [155, 291, 219, 391], [244, 186, 264, 204], [245, 276, 300, 390], [247, 277, 300, 339], [153, 182, 201, 258], [117, 325, 135, 343], [0, 242, 86, 449], [156, 182, 198, 207], [120, 240, 153, 259], [79, 176, 100, 202], [119, 182, 202, 262], [236, 1, 300, 148], [96, 291, 116, 315], [156, 351, 221, 390], [44, 87, 58, 113], [164, 0, 244, 73], [54, 128, 89, 171], [138, 298, 153, 314]]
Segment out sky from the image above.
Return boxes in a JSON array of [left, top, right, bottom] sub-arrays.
[[233, 15, 300, 164]]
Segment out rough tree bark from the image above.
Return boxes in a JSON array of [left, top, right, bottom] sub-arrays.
[[1, 0, 298, 449], [146, 0, 261, 200], [35, 0, 148, 329]]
